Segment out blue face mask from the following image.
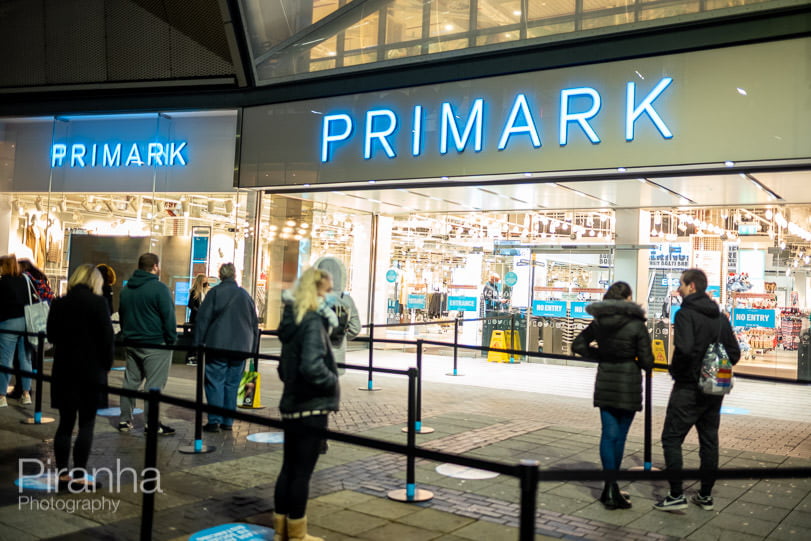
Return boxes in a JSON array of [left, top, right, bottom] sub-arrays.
[[324, 292, 339, 307]]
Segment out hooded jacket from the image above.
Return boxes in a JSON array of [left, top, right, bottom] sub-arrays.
[[277, 297, 340, 414], [572, 300, 654, 411], [671, 292, 740, 384], [313, 257, 361, 367], [119, 269, 177, 345]]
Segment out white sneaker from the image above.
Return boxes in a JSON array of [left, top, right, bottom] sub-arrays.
[[21, 393, 32, 405], [0, 396, 7, 408]]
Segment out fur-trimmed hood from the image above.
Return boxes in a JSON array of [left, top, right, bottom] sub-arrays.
[[585, 299, 646, 330]]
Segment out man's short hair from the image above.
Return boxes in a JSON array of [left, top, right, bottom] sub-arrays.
[[219, 262, 236, 280], [138, 253, 160, 271], [681, 268, 708, 293]]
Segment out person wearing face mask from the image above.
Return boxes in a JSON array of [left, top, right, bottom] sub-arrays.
[[273, 267, 340, 541], [193, 263, 259, 432]]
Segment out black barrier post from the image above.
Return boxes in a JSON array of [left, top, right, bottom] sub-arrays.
[[388, 368, 433, 503], [140, 389, 160, 541], [644, 367, 653, 470], [518, 459, 540, 541], [446, 317, 464, 376], [359, 324, 380, 391], [179, 345, 215, 454], [23, 332, 54, 425], [403, 340, 433, 434]]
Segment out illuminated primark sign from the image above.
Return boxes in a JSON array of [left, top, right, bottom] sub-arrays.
[[321, 78, 673, 162], [51, 141, 189, 168]]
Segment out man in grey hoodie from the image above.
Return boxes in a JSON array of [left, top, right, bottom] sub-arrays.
[[117, 253, 177, 435]]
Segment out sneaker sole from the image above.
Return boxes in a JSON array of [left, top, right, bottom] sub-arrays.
[[654, 502, 688, 511], [692, 500, 714, 511]]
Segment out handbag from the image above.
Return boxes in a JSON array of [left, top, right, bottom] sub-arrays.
[[23, 274, 49, 348]]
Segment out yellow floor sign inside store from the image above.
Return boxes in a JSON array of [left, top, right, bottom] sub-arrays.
[[487, 330, 509, 363]]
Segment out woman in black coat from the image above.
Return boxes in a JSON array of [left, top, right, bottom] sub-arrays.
[[273, 267, 339, 541], [47, 264, 114, 491], [573, 281, 654, 510]]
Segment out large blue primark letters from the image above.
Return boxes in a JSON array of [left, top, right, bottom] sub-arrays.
[[318, 77, 673, 162]]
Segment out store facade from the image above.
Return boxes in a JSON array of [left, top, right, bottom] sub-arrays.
[[0, 111, 253, 324], [237, 36, 811, 381]]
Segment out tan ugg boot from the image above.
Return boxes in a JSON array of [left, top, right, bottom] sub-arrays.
[[287, 516, 323, 541], [273, 513, 288, 541]]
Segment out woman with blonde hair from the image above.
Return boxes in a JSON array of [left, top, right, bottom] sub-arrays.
[[0, 254, 33, 406], [47, 264, 114, 491], [273, 267, 339, 541], [185, 274, 208, 365]]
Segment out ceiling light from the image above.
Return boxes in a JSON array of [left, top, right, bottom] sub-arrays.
[[286, 219, 296, 227], [736, 88, 747, 96], [724, 161, 734, 167]]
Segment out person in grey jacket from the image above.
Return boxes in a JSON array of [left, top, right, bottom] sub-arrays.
[[118, 253, 177, 435], [573, 281, 654, 510], [193, 263, 258, 432], [313, 256, 360, 374]]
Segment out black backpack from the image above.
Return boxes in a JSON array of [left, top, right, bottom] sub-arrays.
[[329, 295, 349, 346]]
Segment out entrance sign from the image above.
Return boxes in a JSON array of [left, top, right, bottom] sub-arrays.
[[240, 38, 811, 187]]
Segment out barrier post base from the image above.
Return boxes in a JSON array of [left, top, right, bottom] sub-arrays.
[[629, 464, 661, 472], [402, 424, 435, 434], [445, 369, 464, 376], [22, 415, 55, 425], [358, 381, 382, 391], [179, 439, 216, 454], [387, 488, 434, 503]]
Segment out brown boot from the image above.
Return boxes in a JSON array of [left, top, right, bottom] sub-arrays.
[[273, 513, 288, 541], [287, 516, 323, 541]]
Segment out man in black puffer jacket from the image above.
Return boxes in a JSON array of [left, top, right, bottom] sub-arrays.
[[654, 269, 740, 513], [573, 281, 653, 510]]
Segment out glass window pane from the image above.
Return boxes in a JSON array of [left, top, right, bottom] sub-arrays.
[[527, 21, 576, 39], [527, 0, 576, 20], [345, 12, 379, 53], [477, 0, 521, 30], [314, 0, 341, 23], [639, 2, 702, 21], [311, 36, 338, 61], [428, 38, 468, 54], [344, 51, 378, 67], [582, 0, 634, 13], [429, 0, 470, 38], [385, 45, 422, 60], [581, 12, 635, 30], [476, 30, 521, 46], [386, 0, 425, 43]]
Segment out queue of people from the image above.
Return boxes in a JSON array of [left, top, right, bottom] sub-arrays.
[[1, 254, 738, 524]]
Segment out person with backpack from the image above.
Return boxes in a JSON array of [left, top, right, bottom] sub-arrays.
[[572, 281, 653, 510], [654, 268, 740, 512], [313, 257, 360, 374]]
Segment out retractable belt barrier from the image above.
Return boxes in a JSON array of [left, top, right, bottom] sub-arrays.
[[3, 327, 810, 541]]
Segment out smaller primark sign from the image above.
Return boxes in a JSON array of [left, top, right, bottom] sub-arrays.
[[51, 141, 189, 168]]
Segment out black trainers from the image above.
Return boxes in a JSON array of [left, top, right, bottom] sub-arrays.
[[117, 421, 133, 432], [691, 492, 714, 510], [145, 423, 176, 436], [653, 492, 688, 511], [203, 423, 221, 433]]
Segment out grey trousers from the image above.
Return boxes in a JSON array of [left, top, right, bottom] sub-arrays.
[[119, 346, 172, 424]]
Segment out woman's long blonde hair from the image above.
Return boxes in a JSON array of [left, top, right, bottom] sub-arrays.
[[190, 273, 208, 301], [68, 264, 104, 295], [293, 267, 332, 324]]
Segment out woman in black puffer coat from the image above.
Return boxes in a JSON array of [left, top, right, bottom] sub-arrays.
[[573, 281, 653, 510]]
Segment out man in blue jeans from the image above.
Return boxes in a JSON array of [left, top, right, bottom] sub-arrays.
[[193, 263, 258, 432], [654, 269, 740, 512]]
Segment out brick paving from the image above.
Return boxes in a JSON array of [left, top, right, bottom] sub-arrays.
[[0, 347, 809, 540]]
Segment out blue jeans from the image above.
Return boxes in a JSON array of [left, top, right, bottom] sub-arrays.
[[599, 407, 635, 471], [204, 357, 245, 426], [0, 317, 32, 394]]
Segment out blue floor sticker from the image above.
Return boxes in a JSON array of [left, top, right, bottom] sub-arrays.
[[247, 432, 284, 444], [97, 407, 143, 417], [189, 523, 275, 540], [721, 406, 749, 415]]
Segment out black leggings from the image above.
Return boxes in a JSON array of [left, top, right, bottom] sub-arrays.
[[54, 402, 98, 475], [273, 415, 327, 519]]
